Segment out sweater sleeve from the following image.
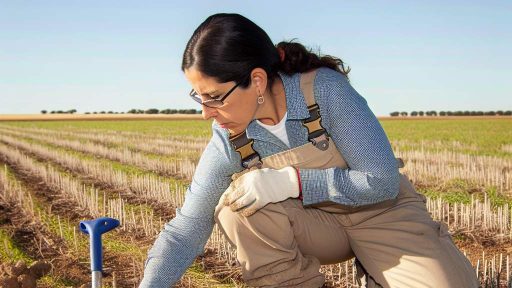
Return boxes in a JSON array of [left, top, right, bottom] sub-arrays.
[[139, 124, 238, 287], [298, 68, 400, 207]]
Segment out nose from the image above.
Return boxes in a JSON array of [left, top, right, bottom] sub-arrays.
[[201, 105, 217, 120]]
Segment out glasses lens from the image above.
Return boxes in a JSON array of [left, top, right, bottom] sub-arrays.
[[202, 99, 223, 108], [189, 91, 203, 104], [190, 90, 224, 108]]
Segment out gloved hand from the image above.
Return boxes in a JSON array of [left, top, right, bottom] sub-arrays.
[[220, 166, 300, 217]]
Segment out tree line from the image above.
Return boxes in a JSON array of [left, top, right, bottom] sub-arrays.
[[41, 109, 202, 114], [40, 109, 77, 114], [389, 110, 512, 117]]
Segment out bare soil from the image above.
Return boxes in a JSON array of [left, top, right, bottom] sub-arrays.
[[0, 158, 243, 287]]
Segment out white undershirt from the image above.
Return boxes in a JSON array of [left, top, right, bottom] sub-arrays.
[[256, 112, 290, 148]]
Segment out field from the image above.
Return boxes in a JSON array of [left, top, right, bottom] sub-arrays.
[[0, 117, 511, 287]]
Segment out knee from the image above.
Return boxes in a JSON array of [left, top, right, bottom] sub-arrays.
[[214, 201, 292, 234], [215, 204, 244, 229]]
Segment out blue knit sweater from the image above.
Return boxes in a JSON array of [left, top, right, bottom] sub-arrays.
[[139, 67, 400, 287]]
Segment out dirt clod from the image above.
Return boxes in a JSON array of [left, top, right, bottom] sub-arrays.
[[28, 261, 51, 278], [11, 261, 28, 277], [0, 276, 20, 288], [17, 274, 36, 288], [0, 261, 50, 288]]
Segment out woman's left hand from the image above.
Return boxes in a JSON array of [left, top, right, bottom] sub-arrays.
[[220, 167, 300, 217]]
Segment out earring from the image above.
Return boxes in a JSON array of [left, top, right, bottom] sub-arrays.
[[257, 90, 265, 104]]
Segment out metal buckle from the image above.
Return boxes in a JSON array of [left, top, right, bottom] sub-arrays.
[[242, 154, 263, 169], [310, 134, 329, 151]]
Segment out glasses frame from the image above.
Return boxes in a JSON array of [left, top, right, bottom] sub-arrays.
[[189, 74, 250, 108]]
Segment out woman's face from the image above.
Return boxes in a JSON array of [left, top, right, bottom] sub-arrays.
[[184, 67, 265, 135]]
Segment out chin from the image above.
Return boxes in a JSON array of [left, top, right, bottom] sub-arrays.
[[228, 125, 246, 136]]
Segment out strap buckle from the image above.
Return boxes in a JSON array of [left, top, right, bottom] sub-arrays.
[[242, 154, 263, 169], [310, 133, 329, 151]]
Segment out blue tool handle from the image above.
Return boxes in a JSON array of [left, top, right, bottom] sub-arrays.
[[79, 217, 120, 272]]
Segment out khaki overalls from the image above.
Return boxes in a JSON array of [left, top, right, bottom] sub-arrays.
[[214, 70, 478, 288]]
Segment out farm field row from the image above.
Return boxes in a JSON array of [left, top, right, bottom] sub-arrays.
[[0, 118, 511, 287]]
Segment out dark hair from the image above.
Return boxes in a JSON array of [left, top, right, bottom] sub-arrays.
[[181, 13, 350, 90]]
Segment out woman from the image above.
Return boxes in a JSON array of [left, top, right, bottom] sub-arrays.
[[140, 13, 478, 288]]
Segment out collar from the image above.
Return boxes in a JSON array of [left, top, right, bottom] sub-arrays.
[[277, 71, 310, 120], [246, 71, 310, 140]]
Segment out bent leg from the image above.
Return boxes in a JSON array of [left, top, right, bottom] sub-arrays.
[[346, 193, 478, 288], [214, 198, 352, 287]]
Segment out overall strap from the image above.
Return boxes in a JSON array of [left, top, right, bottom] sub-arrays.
[[227, 69, 325, 169], [300, 69, 330, 151], [227, 69, 404, 170], [229, 130, 262, 169], [300, 69, 404, 168]]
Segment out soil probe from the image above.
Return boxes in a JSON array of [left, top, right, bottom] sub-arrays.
[[79, 217, 120, 288]]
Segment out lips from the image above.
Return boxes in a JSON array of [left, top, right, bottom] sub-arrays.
[[215, 119, 233, 128]]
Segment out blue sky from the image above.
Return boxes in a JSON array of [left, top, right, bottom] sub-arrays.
[[0, 1, 510, 116]]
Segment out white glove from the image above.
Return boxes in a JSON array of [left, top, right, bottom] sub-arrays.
[[221, 166, 300, 217]]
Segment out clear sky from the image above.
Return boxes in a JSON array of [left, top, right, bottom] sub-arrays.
[[1, 1, 510, 116]]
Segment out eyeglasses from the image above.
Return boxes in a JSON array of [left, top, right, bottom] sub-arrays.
[[189, 74, 249, 108]]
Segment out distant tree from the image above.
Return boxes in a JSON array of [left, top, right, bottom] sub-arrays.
[[85, 112, 91, 114], [100, 111, 106, 114], [93, 111, 98, 114], [389, 111, 400, 117], [504, 111, 512, 116], [41, 110, 47, 114], [56, 110, 64, 114], [145, 108, 159, 114], [107, 111, 114, 114], [67, 109, 77, 114], [411, 111, 418, 116], [439, 111, 446, 116], [418, 111, 424, 116], [497, 110, 504, 115], [400, 111, 408, 116]]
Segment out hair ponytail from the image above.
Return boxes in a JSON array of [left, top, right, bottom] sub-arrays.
[[182, 13, 350, 91], [275, 40, 350, 78]]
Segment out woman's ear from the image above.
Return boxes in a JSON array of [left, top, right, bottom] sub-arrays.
[[250, 68, 268, 91], [254, 77, 262, 88]]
